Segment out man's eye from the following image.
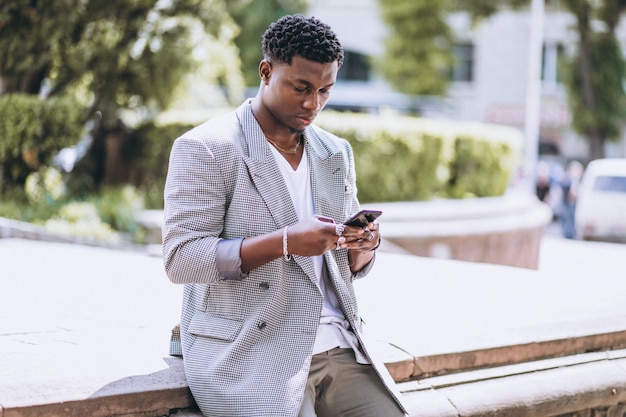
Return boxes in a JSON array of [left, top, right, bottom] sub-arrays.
[[295, 87, 307, 93]]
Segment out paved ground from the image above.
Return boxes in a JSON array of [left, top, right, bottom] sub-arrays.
[[1, 233, 625, 412], [359, 234, 626, 359]]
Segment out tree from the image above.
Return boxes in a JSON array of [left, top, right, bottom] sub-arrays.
[[376, 0, 626, 160], [227, 0, 309, 87], [0, 94, 84, 190], [376, 0, 455, 96], [561, 0, 626, 160], [0, 0, 242, 189]]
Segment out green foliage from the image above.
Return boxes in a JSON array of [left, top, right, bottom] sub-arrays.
[[0, 0, 248, 190], [0, 0, 241, 124], [87, 185, 144, 236], [124, 121, 195, 209], [0, 2, 74, 94], [559, 0, 626, 159], [141, 181, 169, 211], [0, 186, 59, 223], [376, 0, 455, 95], [0, 176, 147, 243], [449, 0, 528, 23], [228, 0, 309, 86], [0, 94, 84, 186], [444, 122, 521, 198], [43, 201, 122, 244], [317, 112, 523, 202], [24, 166, 66, 206], [351, 131, 443, 202], [126, 122, 193, 181], [318, 112, 444, 201], [564, 25, 626, 142], [375, 0, 530, 97], [447, 136, 516, 198]]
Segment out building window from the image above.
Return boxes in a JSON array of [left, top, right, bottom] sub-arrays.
[[542, 43, 565, 85], [337, 50, 370, 82], [451, 43, 474, 82]]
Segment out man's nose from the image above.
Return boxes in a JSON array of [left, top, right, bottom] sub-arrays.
[[303, 92, 322, 110]]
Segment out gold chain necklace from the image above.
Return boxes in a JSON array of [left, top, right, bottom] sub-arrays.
[[266, 136, 301, 154]]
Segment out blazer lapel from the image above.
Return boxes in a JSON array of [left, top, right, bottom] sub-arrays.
[[306, 127, 347, 222], [235, 102, 319, 285], [236, 102, 297, 225], [306, 127, 353, 306]]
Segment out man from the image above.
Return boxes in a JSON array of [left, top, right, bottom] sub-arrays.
[[162, 14, 407, 417], [560, 160, 583, 239]]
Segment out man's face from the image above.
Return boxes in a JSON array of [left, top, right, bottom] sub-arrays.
[[261, 55, 339, 133]]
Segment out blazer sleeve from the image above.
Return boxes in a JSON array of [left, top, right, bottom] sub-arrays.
[[162, 136, 228, 284]]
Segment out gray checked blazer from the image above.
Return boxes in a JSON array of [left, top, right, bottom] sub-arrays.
[[162, 100, 406, 416]]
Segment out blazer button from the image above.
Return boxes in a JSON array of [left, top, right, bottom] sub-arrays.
[[259, 282, 270, 290], [257, 321, 267, 330]]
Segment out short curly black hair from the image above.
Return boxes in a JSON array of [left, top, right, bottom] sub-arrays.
[[262, 15, 344, 66]]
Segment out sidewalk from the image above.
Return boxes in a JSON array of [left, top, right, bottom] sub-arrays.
[[1, 235, 625, 416], [359, 236, 626, 378], [0, 239, 186, 416]]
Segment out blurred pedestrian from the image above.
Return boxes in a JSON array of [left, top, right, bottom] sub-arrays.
[[535, 160, 552, 203], [162, 14, 407, 417], [560, 160, 584, 239]]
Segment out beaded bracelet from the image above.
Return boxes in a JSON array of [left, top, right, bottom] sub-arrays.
[[282, 226, 292, 261]]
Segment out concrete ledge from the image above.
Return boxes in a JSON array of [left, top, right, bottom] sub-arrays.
[[387, 329, 626, 381], [1, 358, 195, 417], [369, 191, 553, 269]]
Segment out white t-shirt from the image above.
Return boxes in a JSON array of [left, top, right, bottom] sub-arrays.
[[269, 144, 368, 363]]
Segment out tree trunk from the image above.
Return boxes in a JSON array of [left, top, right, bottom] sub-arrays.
[[587, 131, 605, 160], [103, 130, 131, 186], [571, 1, 605, 160]]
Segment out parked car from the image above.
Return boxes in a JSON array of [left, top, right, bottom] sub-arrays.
[[575, 158, 626, 242]]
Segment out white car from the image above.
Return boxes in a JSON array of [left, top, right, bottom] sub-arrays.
[[575, 158, 626, 242]]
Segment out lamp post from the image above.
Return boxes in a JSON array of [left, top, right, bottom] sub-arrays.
[[524, 0, 545, 194]]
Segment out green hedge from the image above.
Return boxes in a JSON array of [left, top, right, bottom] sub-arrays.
[[317, 111, 522, 202], [447, 126, 520, 198], [0, 94, 85, 187], [125, 121, 194, 181], [127, 111, 522, 206], [316, 112, 445, 202], [124, 121, 195, 209]]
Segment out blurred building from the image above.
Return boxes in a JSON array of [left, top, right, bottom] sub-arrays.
[[308, 0, 626, 162]]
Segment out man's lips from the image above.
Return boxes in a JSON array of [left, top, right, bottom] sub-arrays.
[[298, 115, 315, 125]]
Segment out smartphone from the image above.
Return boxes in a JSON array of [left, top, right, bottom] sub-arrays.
[[343, 209, 382, 227]]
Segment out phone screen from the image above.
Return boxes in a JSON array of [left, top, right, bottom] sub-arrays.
[[343, 210, 382, 227]]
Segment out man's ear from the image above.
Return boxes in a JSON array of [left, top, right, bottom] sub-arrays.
[[259, 60, 272, 83]]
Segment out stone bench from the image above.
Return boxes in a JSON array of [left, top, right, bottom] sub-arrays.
[[2, 234, 626, 416], [368, 190, 552, 269]]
